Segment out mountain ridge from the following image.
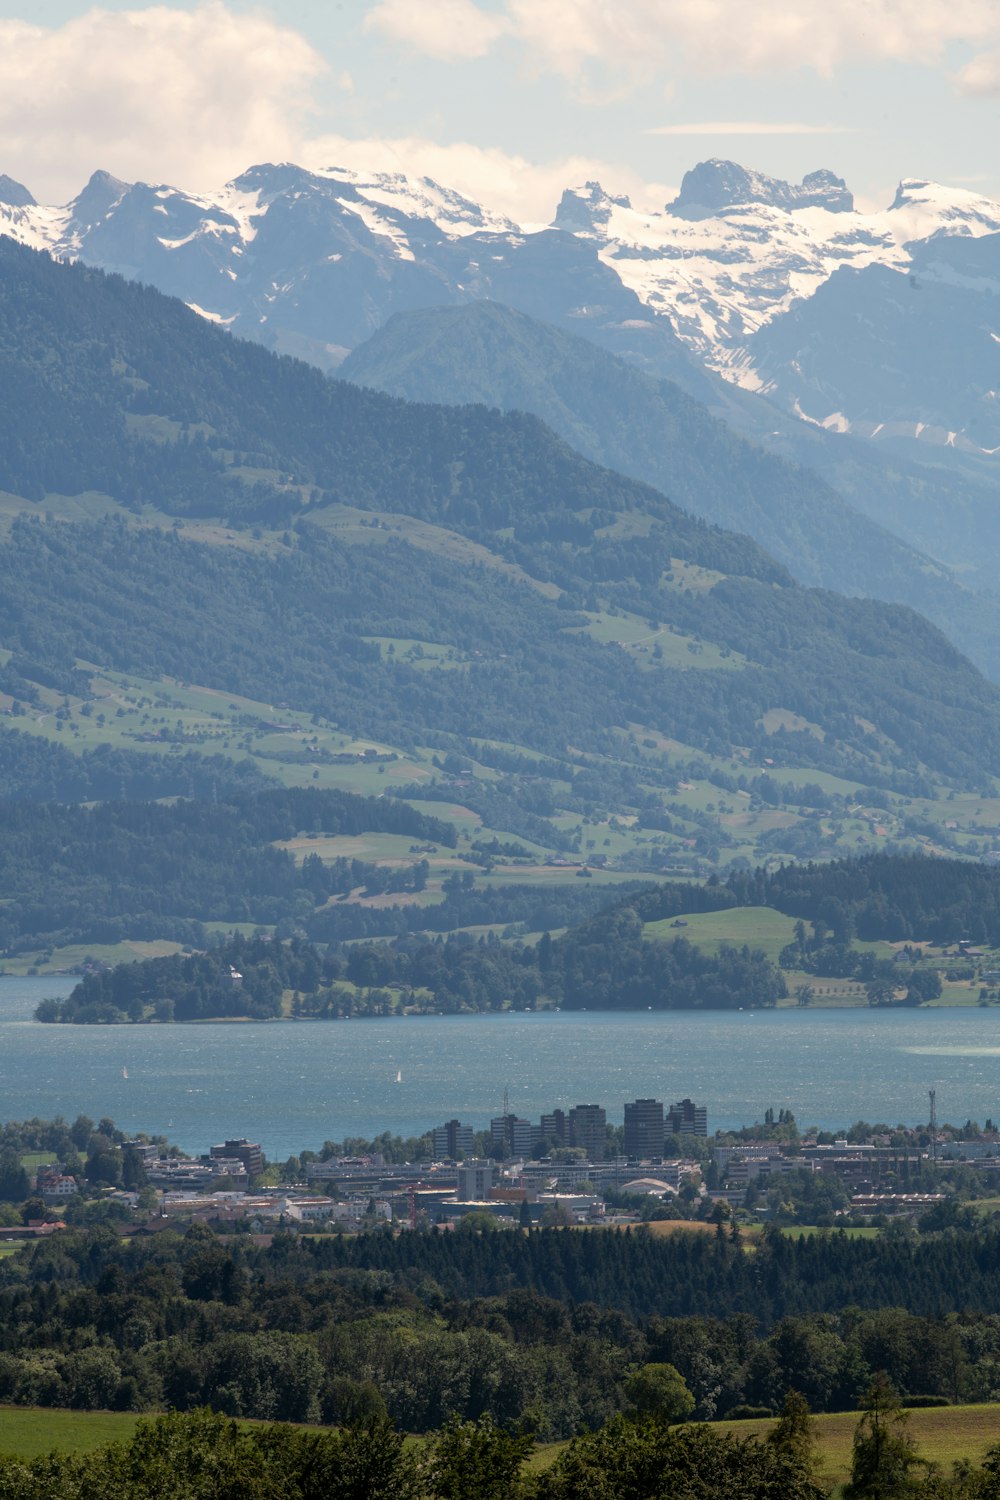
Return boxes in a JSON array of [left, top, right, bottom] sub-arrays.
[[2, 236, 1000, 808], [340, 299, 1000, 681]]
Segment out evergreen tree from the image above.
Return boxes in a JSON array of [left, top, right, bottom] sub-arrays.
[[767, 1388, 818, 1475], [845, 1373, 921, 1499]]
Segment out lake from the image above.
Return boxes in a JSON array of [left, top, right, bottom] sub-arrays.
[[1, 978, 999, 1158]]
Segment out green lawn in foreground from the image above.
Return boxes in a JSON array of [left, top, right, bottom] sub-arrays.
[[4, 1400, 1000, 1485], [0, 1406, 141, 1459]]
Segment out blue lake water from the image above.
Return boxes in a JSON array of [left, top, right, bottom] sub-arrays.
[[2, 978, 1000, 1158]]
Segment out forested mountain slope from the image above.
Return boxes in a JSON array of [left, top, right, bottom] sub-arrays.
[[340, 301, 1000, 681], [2, 238, 1000, 820]]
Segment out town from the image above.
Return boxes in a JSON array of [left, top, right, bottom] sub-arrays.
[[4, 1091, 992, 1243]]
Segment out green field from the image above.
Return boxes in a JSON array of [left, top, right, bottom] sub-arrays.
[[567, 610, 744, 671], [2, 1398, 1000, 1487], [643, 905, 799, 962], [643, 905, 899, 988], [0, 939, 186, 979], [0, 1406, 141, 1460], [717, 1402, 1000, 1489]]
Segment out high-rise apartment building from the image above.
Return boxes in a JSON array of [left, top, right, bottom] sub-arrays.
[[624, 1098, 665, 1159], [666, 1098, 708, 1137], [490, 1114, 536, 1158], [569, 1103, 607, 1160], [432, 1119, 475, 1159], [539, 1109, 568, 1147]]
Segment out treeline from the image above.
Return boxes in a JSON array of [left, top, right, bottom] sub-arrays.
[[40, 908, 785, 1021], [0, 788, 453, 953], [612, 852, 1000, 950], [301, 1220, 1000, 1327], [0, 1407, 827, 1499], [40, 849, 1000, 1022], [37, 935, 334, 1023], [755, 852, 1000, 947], [0, 727, 275, 803], [302, 877, 652, 945], [9, 1221, 1000, 1434]]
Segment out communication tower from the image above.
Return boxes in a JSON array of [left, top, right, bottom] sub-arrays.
[[929, 1088, 937, 1164]]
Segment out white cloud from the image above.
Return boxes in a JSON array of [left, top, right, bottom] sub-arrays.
[[957, 48, 1000, 95], [369, 0, 1000, 83], [303, 132, 673, 223], [0, 3, 328, 203], [365, 0, 508, 60], [648, 122, 856, 136]]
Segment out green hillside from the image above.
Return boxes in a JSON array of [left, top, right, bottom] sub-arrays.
[[3, 236, 1000, 922], [340, 300, 1000, 683]]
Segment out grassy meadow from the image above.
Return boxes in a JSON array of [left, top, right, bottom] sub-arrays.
[[0, 1406, 141, 1460], [717, 1402, 1000, 1491]]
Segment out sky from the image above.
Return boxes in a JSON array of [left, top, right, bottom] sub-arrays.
[[0, 0, 998, 221]]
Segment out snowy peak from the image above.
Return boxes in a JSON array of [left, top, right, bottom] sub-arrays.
[[230, 161, 515, 239], [0, 174, 34, 208], [668, 158, 854, 216], [886, 177, 1000, 242], [553, 181, 633, 235], [2, 152, 999, 448], [69, 169, 132, 231]]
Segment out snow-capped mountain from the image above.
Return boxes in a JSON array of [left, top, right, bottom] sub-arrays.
[[0, 159, 706, 386], [748, 228, 1000, 453], [3, 155, 999, 454], [556, 161, 1000, 379]]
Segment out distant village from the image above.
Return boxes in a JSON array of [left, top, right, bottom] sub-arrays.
[[6, 1090, 995, 1241]]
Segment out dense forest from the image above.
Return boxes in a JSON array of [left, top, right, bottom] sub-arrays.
[[5, 1210, 1000, 1436], [626, 853, 1000, 949], [0, 726, 276, 802], [38, 904, 786, 1020], [0, 789, 453, 954]]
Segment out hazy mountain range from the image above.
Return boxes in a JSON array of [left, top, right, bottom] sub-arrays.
[[2, 153, 998, 588], [2, 154, 998, 443]]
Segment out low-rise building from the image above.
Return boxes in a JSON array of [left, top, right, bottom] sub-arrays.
[[210, 1138, 264, 1177], [457, 1159, 494, 1200]]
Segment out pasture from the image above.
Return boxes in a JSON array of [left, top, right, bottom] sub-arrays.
[[0, 1406, 141, 1460], [717, 1402, 1000, 1490]]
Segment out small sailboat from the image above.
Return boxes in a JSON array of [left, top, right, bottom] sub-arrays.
[[395, 1069, 403, 1084], [121, 1066, 129, 1080]]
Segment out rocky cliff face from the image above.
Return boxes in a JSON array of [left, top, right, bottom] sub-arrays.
[[668, 159, 853, 215]]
